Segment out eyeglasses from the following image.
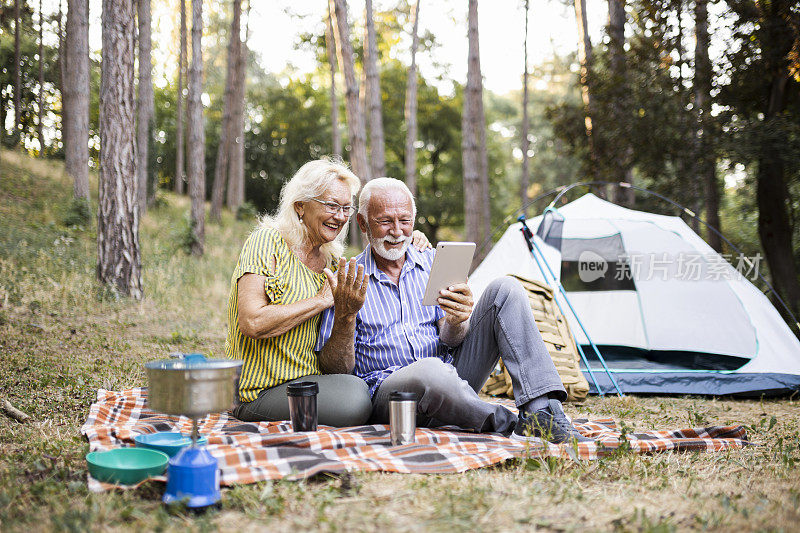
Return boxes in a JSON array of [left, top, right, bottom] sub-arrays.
[[310, 198, 357, 217]]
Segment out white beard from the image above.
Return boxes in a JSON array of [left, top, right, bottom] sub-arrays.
[[368, 230, 413, 261]]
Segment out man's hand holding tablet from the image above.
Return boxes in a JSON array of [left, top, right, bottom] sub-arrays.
[[422, 242, 476, 308]]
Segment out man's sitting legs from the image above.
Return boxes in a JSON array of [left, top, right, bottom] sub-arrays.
[[451, 276, 566, 410], [370, 357, 518, 433], [369, 277, 591, 442], [452, 276, 590, 443]]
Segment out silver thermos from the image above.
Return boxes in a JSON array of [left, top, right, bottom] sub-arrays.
[[389, 391, 418, 445]]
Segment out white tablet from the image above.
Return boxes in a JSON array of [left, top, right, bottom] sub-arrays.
[[422, 242, 476, 306]]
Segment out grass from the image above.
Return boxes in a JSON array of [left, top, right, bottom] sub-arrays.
[[1, 148, 799, 532]]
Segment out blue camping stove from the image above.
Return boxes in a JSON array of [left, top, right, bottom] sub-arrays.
[[162, 418, 220, 507]]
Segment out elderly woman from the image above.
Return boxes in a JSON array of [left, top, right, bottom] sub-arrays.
[[226, 158, 373, 426]]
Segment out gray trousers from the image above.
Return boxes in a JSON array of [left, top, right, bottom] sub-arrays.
[[233, 374, 373, 427], [371, 277, 566, 434]]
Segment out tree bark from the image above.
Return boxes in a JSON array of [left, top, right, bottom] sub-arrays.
[[364, 0, 385, 178], [757, 134, 800, 318], [188, 0, 205, 255], [65, 0, 90, 201], [174, 0, 186, 194], [404, 0, 420, 196], [14, 0, 21, 146], [608, 0, 634, 206], [752, 0, 800, 318], [325, 7, 341, 158], [330, 0, 369, 247], [226, 1, 248, 211], [573, 0, 603, 196], [329, 0, 369, 183], [136, 0, 154, 214], [37, 0, 45, 155], [693, 0, 721, 251], [463, 0, 491, 263], [211, 0, 241, 222], [58, 0, 67, 155], [520, 0, 530, 217], [98, 0, 142, 299]]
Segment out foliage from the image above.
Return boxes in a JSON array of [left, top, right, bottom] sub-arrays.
[[62, 196, 92, 228], [0, 0, 61, 152], [717, 0, 800, 270], [235, 201, 258, 221]]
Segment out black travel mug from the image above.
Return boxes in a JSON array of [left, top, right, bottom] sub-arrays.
[[389, 391, 418, 445], [287, 381, 319, 432]]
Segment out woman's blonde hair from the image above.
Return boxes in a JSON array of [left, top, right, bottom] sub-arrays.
[[259, 157, 362, 259]]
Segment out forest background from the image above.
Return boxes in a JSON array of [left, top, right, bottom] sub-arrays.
[[1, 1, 799, 529], [1, 0, 799, 326]]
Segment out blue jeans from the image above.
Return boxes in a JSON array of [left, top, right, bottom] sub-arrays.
[[370, 277, 566, 434]]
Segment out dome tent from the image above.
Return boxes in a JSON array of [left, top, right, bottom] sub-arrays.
[[469, 193, 800, 396]]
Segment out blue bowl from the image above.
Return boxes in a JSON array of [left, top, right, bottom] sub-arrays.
[[134, 432, 208, 457]]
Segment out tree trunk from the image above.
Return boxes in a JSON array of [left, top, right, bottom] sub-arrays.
[[174, 0, 187, 194], [520, 0, 530, 217], [329, 0, 369, 183], [463, 0, 491, 263], [325, 6, 341, 158], [330, 0, 369, 247], [14, 0, 21, 146], [97, 0, 142, 299], [404, 0, 420, 195], [608, 0, 634, 206], [0, 85, 5, 143], [757, 140, 800, 318], [756, 45, 800, 318], [693, 0, 721, 251], [226, 1, 248, 211], [57, 0, 66, 157], [37, 0, 45, 155], [574, 0, 602, 196], [188, 0, 205, 255], [211, 0, 241, 222], [364, 0, 385, 178], [136, 0, 154, 214], [65, 0, 90, 201]]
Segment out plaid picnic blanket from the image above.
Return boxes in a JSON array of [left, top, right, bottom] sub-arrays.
[[81, 388, 750, 488]]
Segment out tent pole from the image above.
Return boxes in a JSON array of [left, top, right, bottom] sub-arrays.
[[516, 217, 605, 396], [518, 215, 625, 396]]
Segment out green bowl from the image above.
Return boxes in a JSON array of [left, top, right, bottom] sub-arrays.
[[86, 448, 169, 485]]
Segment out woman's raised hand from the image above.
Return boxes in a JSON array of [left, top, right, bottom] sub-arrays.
[[323, 257, 369, 317], [316, 275, 334, 308]]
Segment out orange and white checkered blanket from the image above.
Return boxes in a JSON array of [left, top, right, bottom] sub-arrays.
[[81, 388, 750, 487]]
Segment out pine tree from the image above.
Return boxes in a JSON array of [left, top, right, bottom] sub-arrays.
[[97, 0, 142, 299], [188, 0, 206, 255]]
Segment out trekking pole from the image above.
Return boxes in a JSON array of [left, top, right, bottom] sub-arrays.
[[518, 215, 625, 396], [516, 217, 604, 396]]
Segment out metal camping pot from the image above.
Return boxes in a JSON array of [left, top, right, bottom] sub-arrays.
[[145, 355, 243, 419]]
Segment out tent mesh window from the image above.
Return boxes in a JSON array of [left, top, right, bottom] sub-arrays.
[[481, 275, 590, 403]]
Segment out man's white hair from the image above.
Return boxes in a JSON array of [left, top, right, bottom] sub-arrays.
[[358, 177, 417, 220], [259, 157, 361, 259]]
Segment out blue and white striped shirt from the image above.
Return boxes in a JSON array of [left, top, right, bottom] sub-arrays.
[[315, 245, 448, 396]]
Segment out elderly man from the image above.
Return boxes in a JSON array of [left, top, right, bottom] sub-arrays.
[[316, 178, 589, 443]]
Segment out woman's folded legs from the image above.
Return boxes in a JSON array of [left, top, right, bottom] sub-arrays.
[[233, 374, 372, 427]]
